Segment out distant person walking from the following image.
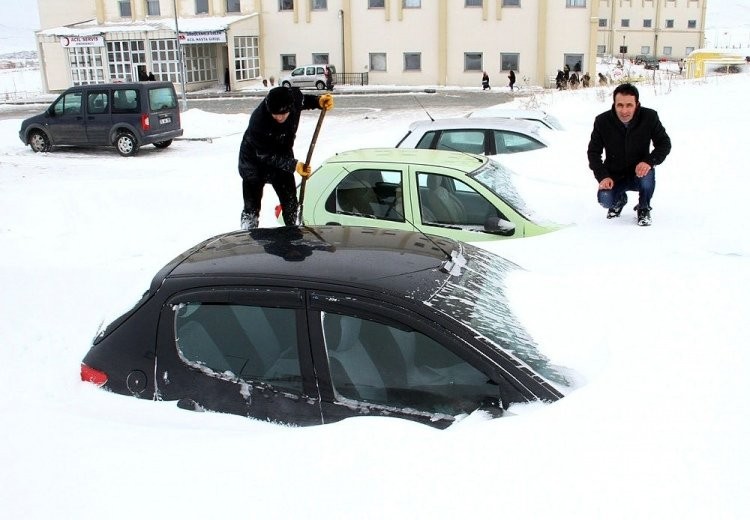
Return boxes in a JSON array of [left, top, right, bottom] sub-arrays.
[[587, 83, 671, 226], [481, 71, 490, 90], [508, 70, 516, 91]]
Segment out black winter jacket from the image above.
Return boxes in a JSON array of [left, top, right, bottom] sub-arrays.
[[587, 104, 671, 183], [238, 88, 321, 181]]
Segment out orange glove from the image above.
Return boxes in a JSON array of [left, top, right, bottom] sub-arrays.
[[318, 94, 334, 111], [296, 162, 312, 178]]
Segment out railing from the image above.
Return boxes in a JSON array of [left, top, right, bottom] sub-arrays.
[[333, 72, 369, 86]]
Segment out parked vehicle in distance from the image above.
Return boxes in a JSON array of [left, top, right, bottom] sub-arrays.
[[280, 64, 336, 90], [19, 81, 183, 157], [81, 226, 567, 428], [291, 148, 558, 243], [635, 55, 660, 70], [465, 108, 565, 131], [396, 117, 550, 155]]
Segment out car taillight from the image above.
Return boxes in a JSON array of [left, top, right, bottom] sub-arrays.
[[140, 113, 150, 131], [274, 204, 282, 218], [81, 363, 108, 386]]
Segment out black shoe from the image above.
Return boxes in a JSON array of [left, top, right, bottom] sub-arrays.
[[637, 208, 652, 226], [240, 211, 257, 230], [606, 197, 627, 219]]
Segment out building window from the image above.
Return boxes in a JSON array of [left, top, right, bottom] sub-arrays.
[[464, 52, 482, 71], [196, 0, 209, 14], [403, 0, 421, 8], [312, 53, 329, 64], [566, 0, 586, 6], [688, 20, 697, 29], [665, 19, 674, 28], [369, 52, 386, 71], [501, 53, 519, 71], [643, 19, 652, 28], [312, 0, 327, 9], [185, 44, 217, 83], [107, 40, 146, 82], [150, 39, 181, 83], [281, 54, 297, 70], [368, 0, 385, 7], [640, 46, 650, 55], [663, 46, 672, 56], [147, 0, 161, 16], [502, 0, 520, 6], [685, 46, 695, 55], [465, 0, 482, 6], [279, 0, 294, 10], [234, 35, 260, 80], [68, 46, 106, 85], [226, 0, 241, 12], [598, 18, 607, 28], [621, 19, 630, 28], [597, 45, 606, 55], [119, 0, 132, 17], [404, 52, 421, 71]]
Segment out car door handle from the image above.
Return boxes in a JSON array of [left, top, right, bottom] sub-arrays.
[[325, 222, 341, 226]]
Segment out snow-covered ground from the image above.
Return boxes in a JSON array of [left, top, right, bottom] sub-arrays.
[[1, 66, 749, 518]]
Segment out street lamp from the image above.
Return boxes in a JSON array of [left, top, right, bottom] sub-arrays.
[[339, 9, 345, 75], [173, 0, 188, 110]]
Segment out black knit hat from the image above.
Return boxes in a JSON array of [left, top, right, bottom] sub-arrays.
[[265, 86, 294, 114]]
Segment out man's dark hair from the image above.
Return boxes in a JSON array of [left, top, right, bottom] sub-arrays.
[[613, 83, 639, 102]]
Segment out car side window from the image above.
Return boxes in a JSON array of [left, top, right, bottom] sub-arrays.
[[87, 91, 109, 115], [112, 88, 139, 113], [325, 168, 404, 222], [322, 312, 497, 416], [435, 130, 486, 155], [495, 131, 545, 154], [174, 303, 303, 393], [54, 92, 82, 116], [418, 172, 504, 227]]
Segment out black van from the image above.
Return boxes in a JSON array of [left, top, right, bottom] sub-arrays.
[[19, 81, 183, 157]]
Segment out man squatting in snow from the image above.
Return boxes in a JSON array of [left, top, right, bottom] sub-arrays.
[[587, 83, 671, 226], [238, 86, 334, 229]]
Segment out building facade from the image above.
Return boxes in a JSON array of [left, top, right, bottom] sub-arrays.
[[34, 0, 707, 93]]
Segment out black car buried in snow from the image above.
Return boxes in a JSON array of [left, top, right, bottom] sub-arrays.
[[81, 226, 568, 428]]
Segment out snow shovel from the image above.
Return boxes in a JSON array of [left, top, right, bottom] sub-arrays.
[[297, 107, 327, 225]]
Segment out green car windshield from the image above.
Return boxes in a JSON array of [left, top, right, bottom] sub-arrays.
[[426, 241, 570, 387], [469, 159, 539, 222]]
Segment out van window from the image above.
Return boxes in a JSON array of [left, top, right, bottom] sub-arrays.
[[149, 87, 178, 110], [53, 92, 83, 116], [112, 89, 140, 113], [87, 91, 110, 114]]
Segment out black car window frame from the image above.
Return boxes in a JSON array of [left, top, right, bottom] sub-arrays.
[[159, 286, 318, 398], [306, 290, 507, 416]]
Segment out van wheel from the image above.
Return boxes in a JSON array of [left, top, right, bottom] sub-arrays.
[[281, 81, 291, 88], [29, 130, 51, 153], [115, 132, 139, 157], [315, 81, 326, 90], [153, 139, 173, 149]]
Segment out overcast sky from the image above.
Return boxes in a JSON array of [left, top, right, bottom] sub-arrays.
[[0, 0, 747, 54]]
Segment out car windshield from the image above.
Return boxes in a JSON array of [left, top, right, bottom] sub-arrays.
[[426, 242, 570, 387], [469, 159, 539, 221]]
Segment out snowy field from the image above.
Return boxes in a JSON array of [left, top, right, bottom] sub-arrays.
[[1, 67, 749, 519]]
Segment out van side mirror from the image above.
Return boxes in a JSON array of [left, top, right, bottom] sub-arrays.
[[484, 216, 515, 236]]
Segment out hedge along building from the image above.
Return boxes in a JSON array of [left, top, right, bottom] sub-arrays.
[[33, 0, 707, 94]]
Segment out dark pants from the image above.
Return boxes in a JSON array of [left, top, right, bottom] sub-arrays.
[[597, 169, 656, 211], [242, 171, 298, 227]]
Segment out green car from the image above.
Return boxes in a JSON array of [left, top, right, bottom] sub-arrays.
[[295, 148, 558, 242]]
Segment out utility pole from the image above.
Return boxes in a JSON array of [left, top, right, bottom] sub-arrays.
[[173, 0, 188, 110]]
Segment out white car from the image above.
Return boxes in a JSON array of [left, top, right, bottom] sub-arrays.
[[280, 64, 336, 90], [465, 108, 565, 131], [396, 117, 550, 156]]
